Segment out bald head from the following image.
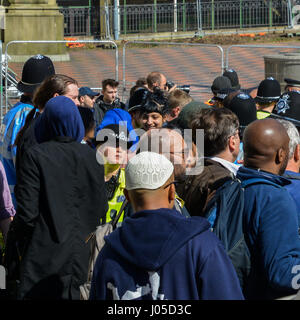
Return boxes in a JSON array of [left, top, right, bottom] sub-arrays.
[[138, 128, 194, 180], [243, 118, 290, 175]]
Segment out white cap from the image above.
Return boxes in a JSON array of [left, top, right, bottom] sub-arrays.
[[125, 151, 174, 190]]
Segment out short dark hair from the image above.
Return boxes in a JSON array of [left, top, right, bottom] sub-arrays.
[[146, 72, 164, 90], [102, 78, 119, 90], [136, 77, 147, 87], [141, 90, 168, 116], [77, 106, 96, 133], [191, 107, 239, 157]]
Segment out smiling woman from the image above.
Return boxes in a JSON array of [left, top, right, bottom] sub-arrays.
[[140, 90, 169, 131]]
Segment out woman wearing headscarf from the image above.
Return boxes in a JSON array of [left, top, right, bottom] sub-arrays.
[[14, 74, 79, 178], [5, 96, 107, 300]]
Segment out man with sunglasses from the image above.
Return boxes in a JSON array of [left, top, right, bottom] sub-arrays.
[[78, 86, 100, 109], [137, 126, 195, 217], [89, 151, 244, 300]]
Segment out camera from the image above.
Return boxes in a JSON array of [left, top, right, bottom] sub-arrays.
[[166, 81, 190, 94]]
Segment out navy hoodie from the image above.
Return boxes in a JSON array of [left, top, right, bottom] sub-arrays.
[[90, 208, 244, 300], [237, 167, 300, 300]]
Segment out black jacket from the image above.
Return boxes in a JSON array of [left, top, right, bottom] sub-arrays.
[[8, 137, 108, 300], [15, 115, 39, 181], [94, 95, 126, 128]]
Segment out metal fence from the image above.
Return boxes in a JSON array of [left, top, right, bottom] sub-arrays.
[[59, 0, 293, 38], [225, 44, 300, 91], [2, 40, 119, 118], [121, 41, 225, 102], [3, 40, 300, 116], [59, 7, 105, 36]]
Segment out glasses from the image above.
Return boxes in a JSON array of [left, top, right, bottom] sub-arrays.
[[163, 180, 179, 189]]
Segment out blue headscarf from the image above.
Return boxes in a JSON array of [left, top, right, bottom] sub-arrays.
[[35, 95, 85, 143]]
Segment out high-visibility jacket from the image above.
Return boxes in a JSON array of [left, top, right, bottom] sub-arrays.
[[102, 168, 126, 224], [101, 168, 189, 225]]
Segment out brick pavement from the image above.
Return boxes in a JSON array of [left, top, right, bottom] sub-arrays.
[[7, 41, 300, 104]]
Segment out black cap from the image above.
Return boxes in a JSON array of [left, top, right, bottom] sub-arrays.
[[273, 91, 300, 123], [17, 54, 55, 94], [128, 87, 150, 112], [212, 87, 236, 102], [211, 76, 232, 95], [97, 123, 134, 149], [225, 92, 257, 127], [284, 78, 300, 88], [223, 69, 241, 91], [254, 77, 281, 103]]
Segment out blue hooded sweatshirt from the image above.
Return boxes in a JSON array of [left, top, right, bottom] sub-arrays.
[[34, 96, 85, 143], [283, 170, 300, 223], [236, 166, 300, 300], [90, 208, 244, 300]]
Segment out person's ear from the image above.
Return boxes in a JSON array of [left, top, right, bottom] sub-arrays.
[[79, 96, 84, 104], [168, 183, 176, 202], [228, 134, 238, 153], [53, 93, 59, 98], [294, 144, 300, 163], [173, 106, 181, 117], [276, 147, 286, 165]]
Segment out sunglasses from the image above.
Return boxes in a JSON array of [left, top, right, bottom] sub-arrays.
[[163, 180, 179, 189]]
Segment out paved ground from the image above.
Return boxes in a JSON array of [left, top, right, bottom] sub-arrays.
[[7, 40, 300, 104]]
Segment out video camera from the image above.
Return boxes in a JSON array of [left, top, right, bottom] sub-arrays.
[[166, 81, 190, 94]]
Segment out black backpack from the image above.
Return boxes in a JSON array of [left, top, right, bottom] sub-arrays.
[[203, 176, 282, 290]]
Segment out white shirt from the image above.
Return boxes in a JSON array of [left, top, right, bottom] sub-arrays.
[[209, 156, 240, 176]]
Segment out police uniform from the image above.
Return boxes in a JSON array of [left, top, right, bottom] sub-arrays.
[[284, 78, 300, 90], [272, 90, 300, 127], [102, 167, 127, 225], [254, 77, 281, 119], [257, 110, 272, 119]]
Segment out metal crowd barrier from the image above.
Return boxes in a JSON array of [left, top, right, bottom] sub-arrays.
[[225, 44, 300, 90], [3, 40, 119, 116], [3, 40, 300, 118], [122, 41, 224, 102]]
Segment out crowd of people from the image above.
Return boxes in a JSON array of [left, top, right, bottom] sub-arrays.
[[0, 53, 300, 301]]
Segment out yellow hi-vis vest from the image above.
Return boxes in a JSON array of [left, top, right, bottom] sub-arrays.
[[103, 168, 126, 224], [257, 110, 271, 120], [102, 168, 187, 225]]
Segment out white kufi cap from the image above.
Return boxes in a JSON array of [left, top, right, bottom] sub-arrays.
[[125, 151, 174, 190]]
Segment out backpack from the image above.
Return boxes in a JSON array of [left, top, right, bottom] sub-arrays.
[[203, 176, 281, 290], [79, 199, 128, 300]]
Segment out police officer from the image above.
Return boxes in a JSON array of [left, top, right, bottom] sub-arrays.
[[284, 78, 300, 93], [255, 77, 281, 120]]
